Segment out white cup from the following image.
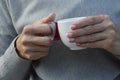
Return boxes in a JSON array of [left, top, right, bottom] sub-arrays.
[[57, 17, 86, 50]]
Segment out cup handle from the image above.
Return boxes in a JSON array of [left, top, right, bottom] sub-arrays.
[[49, 22, 60, 41]]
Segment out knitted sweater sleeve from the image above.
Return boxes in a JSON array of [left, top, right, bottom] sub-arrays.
[[0, 0, 31, 80]]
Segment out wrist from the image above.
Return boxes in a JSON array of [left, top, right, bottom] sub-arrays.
[[15, 36, 28, 60]]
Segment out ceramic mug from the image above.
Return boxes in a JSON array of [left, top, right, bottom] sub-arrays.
[[50, 17, 86, 50]]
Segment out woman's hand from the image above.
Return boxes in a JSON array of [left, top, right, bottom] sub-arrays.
[[67, 15, 120, 55], [16, 13, 56, 60]]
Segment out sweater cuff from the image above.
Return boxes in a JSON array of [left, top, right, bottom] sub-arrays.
[[1, 37, 31, 79], [3, 37, 31, 63]]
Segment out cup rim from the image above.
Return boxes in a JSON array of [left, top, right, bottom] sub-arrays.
[[57, 17, 86, 23]]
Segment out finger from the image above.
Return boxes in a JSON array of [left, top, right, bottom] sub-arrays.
[[26, 36, 53, 46], [35, 13, 56, 24], [67, 22, 107, 38], [73, 32, 108, 43], [72, 15, 104, 29], [25, 52, 48, 60], [76, 39, 113, 49], [42, 13, 56, 23], [23, 24, 52, 36], [22, 45, 49, 52]]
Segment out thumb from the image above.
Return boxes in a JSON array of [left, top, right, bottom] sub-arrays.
[[40, 13, 56, 23]]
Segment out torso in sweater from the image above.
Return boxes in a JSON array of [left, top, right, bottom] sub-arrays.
[[7, 0, 120, 80]]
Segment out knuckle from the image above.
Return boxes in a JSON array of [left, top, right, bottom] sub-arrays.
[[88, 17, 96, 23], [109, 30, 116, 37], [106, 30, 115, 39], [21, 35, 33, 46], [23, 25, 31, 33], [107, 22, 114, 27], [21, 37, 28, 46]]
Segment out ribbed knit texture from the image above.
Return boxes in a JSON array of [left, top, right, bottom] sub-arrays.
[[0, 0, 120, 80]]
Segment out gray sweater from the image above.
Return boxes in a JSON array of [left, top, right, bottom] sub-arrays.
[[0, 0, 120, 80]]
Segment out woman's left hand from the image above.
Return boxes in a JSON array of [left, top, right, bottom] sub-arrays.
[[67, 15, 120, 55]]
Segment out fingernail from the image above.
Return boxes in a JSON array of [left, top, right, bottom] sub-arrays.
[[68, 38, 75, 42], [70, 25, 76, 30], [66, 33, 73, 38]]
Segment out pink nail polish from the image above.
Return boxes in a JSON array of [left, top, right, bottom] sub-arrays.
[[68, 38, 75, 42], [66, 33, 73, 38], [70, 25, 76, 30]]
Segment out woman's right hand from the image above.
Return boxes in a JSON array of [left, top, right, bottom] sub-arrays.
[[16, 13, 56, 60]]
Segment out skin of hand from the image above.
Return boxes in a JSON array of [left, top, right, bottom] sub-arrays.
[[16, 13, 56, 60], [67, 15, 120, 56]]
